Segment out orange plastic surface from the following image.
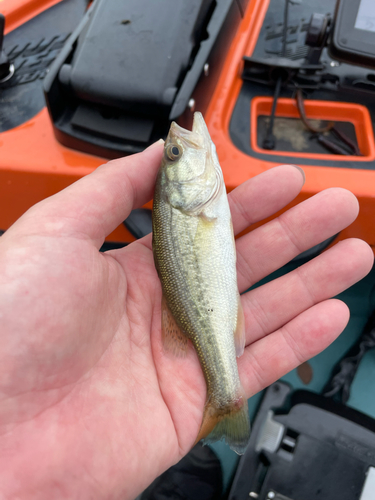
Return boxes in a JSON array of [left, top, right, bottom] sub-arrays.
[[1, 0, 375, 250], [0, 108, 134, 242]]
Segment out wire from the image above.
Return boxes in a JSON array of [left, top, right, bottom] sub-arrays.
[[317, 135, 351, 155], [331, 127, 361, 156], [262, 76, 282, 150], [296, 89, 334, 133]]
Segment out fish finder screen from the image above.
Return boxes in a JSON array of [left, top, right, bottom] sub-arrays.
[[355, 0, 375, 33]]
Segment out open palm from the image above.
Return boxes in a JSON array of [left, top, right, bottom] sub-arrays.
[[0, 142, 373, 499]]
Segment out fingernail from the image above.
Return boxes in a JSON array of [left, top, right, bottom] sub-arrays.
[[146, 139, 165, 151], [290, 164, 305, 185]]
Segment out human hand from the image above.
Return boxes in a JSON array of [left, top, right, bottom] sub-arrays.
[[0, 142, 373, 499]]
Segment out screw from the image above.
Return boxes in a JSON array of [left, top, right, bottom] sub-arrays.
[[204, 63, 209, 76], [188, 98, 195, 112], [268, 492, 276, 499]]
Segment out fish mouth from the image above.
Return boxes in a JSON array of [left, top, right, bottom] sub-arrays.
[[167, 112, 211, 149], [192, 112, 211, 143]]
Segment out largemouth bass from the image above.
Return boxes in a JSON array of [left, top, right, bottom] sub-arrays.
[[152, 112, 250, 454]]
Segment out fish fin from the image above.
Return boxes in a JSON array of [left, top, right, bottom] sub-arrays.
[[161, 295, 188, 357], [234, 296, 246, 357], [195, 389, 251, 455]]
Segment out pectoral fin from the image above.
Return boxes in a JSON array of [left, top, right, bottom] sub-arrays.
[[161, 295, 188, 357], [234, 296, 246, 357]]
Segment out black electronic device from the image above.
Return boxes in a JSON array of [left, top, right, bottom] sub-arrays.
[[229, 382, 375, 500], [329, 0, 375, 68]]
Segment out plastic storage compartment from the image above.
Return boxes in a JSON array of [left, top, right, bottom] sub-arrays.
[[251, 97, 375, 161]]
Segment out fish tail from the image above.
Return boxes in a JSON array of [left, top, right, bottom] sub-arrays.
[[196, 389, 251, 455]]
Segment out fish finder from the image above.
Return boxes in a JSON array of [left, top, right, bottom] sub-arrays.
[[329, 0, 375, 68]]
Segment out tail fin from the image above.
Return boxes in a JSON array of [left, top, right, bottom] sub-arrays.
[[196, 390, 251, 455]]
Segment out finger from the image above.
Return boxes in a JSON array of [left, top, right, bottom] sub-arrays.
[[23, 141, 164, 248], [229, 164, 305, 235], [238, 299, 350, 398], [236, 187, 359, 292], [242, 238, 373, 345]]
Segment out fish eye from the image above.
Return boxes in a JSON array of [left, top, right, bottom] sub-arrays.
[[166, 144, 182, 161]]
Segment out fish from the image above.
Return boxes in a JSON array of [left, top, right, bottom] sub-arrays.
[[152, 112, 250, 455]]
